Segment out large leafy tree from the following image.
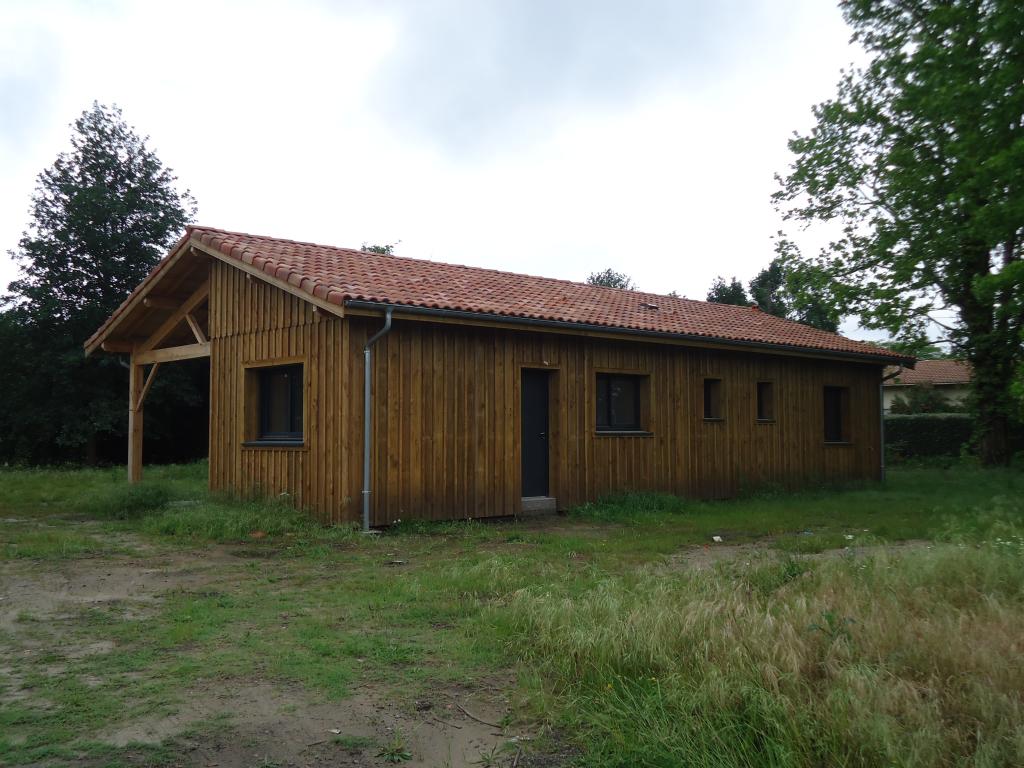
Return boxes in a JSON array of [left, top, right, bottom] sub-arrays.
[[586, 268, 636, 290], [774, 0, 1023, 464], [706, 276, 749, 306], [706, 258, 841, 331], [747, 258, 789, 317], [1, 103, 199, 463]]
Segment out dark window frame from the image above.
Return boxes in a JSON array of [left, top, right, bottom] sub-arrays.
[[703, 378, 724, 420], [756, 381, 775, 422], [823, 385, 850, 443], [595, 373, 647, 433], [256, 364, 304, 443]]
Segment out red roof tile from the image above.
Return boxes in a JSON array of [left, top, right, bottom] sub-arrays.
[[86, 226, 910, 363], [885, 360, 971, 385]]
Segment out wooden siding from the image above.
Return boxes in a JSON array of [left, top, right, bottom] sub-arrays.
[[209, 263, 882, 525]]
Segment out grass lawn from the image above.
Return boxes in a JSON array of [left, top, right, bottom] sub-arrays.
[[1, 462, 1022, 767]]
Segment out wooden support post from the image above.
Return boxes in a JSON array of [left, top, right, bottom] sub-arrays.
[[128, 358, 144, 483]]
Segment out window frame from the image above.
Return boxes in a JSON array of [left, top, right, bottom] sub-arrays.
[[242, 358, 307, 448], [823, 385, 851, 444], [594, 371, 651, 435], [703, 377, 724, 421], [755, 380, 775, 423]]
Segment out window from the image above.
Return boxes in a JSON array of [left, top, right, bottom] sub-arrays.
[[596, 373, 645, 432], [703, 378, 723, 420], [756, 381, 775, 421], [257, 364, 303, 442], [823, 386, 849, 443]]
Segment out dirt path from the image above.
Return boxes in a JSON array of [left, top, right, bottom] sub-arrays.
[[100, 678, 519, 768], [0, 541, 544, 767]]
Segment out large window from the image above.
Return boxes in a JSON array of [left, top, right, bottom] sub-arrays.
[[823, 386, 849, 443], [596, 373, 645, 432], [703, 378, 723, 420], [257, 364, 304, 442]]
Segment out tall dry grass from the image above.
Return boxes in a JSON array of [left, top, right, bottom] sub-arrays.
[[504, 538, 1024, 766]]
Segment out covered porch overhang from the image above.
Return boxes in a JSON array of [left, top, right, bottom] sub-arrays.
[[85, 240, 212, 482]]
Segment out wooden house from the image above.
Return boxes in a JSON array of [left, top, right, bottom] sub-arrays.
[[86, 227, 913, 527]]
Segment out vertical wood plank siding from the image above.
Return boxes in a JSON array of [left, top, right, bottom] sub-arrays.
[[209, 264, 881, 525]]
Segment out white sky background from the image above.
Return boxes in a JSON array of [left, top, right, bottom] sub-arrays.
[[1, 0, 898, 339]]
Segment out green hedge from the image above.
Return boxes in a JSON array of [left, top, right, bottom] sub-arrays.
[[885, 414, 973, 458]]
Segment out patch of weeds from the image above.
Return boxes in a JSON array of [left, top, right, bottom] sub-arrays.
[[387, 518, 501, 543], [474, 742, 515, 766], [140, 496, 357, 545], [726, 556, 812, 596], [808, 609, 856, 646], [2, 529, 118, 560], [573, 491, 688, 522], [773, 532, 852, 554], [76, 481, 176, 520], [377, 732, 413, 763], [332, 733, 375, 750]]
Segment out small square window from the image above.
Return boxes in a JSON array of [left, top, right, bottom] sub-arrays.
[[258, 364, 303, 442], [823, 386, 849, 443], [703, 378, 723, 420], [756, 381, 775, 421], [596, 373, 645, 431]]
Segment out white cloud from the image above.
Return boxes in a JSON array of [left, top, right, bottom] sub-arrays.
[[1, 0, 872, 332]]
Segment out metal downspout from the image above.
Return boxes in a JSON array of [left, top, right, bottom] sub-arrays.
[[362, 307, 393, 531]]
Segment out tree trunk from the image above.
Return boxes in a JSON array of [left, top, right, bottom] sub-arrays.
[[976, 408, 1010, 466], [951, 239, 1014, 466]]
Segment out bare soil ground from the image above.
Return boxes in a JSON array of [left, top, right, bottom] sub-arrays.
[[0, 539, 549, 767]]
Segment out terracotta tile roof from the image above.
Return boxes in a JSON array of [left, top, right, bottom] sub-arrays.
[[87, 226, 910, 363], [884, 360, 971, 385]]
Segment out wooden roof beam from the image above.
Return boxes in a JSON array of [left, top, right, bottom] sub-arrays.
[[142, 296, 179, 310], [101, 340, 136, 354], [134, 342, 210, 365], [138, 280, 210, 353]]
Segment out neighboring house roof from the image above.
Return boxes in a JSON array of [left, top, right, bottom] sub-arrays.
[[884, 359, 972, 386], [86, 226, 911, 363]]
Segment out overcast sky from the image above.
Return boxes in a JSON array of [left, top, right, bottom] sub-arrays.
[[1, 0, 878, 334]]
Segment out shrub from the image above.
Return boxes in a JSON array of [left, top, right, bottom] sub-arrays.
[[76, 481, 175, 519], [889, 384, 966, 414], [885, 413, 973, 458]]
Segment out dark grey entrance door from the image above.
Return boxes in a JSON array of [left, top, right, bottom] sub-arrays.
[[520, 369, 550, 497]]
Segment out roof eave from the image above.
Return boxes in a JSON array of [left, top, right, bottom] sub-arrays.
[[344, 299, 914, 366], [83, 233, 194, 356]]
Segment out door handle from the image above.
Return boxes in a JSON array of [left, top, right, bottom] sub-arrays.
[[539, 432, 547, 440]]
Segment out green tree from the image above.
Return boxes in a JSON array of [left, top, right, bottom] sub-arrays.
[[706, 276, 749, 305], [706, 259, 841, 331], [774, 0, 1024, 464], [361, 242, 397, 255], [587, 268, 636, 290], [1, 103, 198, 463], [878, 339, 952, 360], [747, 258, 789, 317]]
